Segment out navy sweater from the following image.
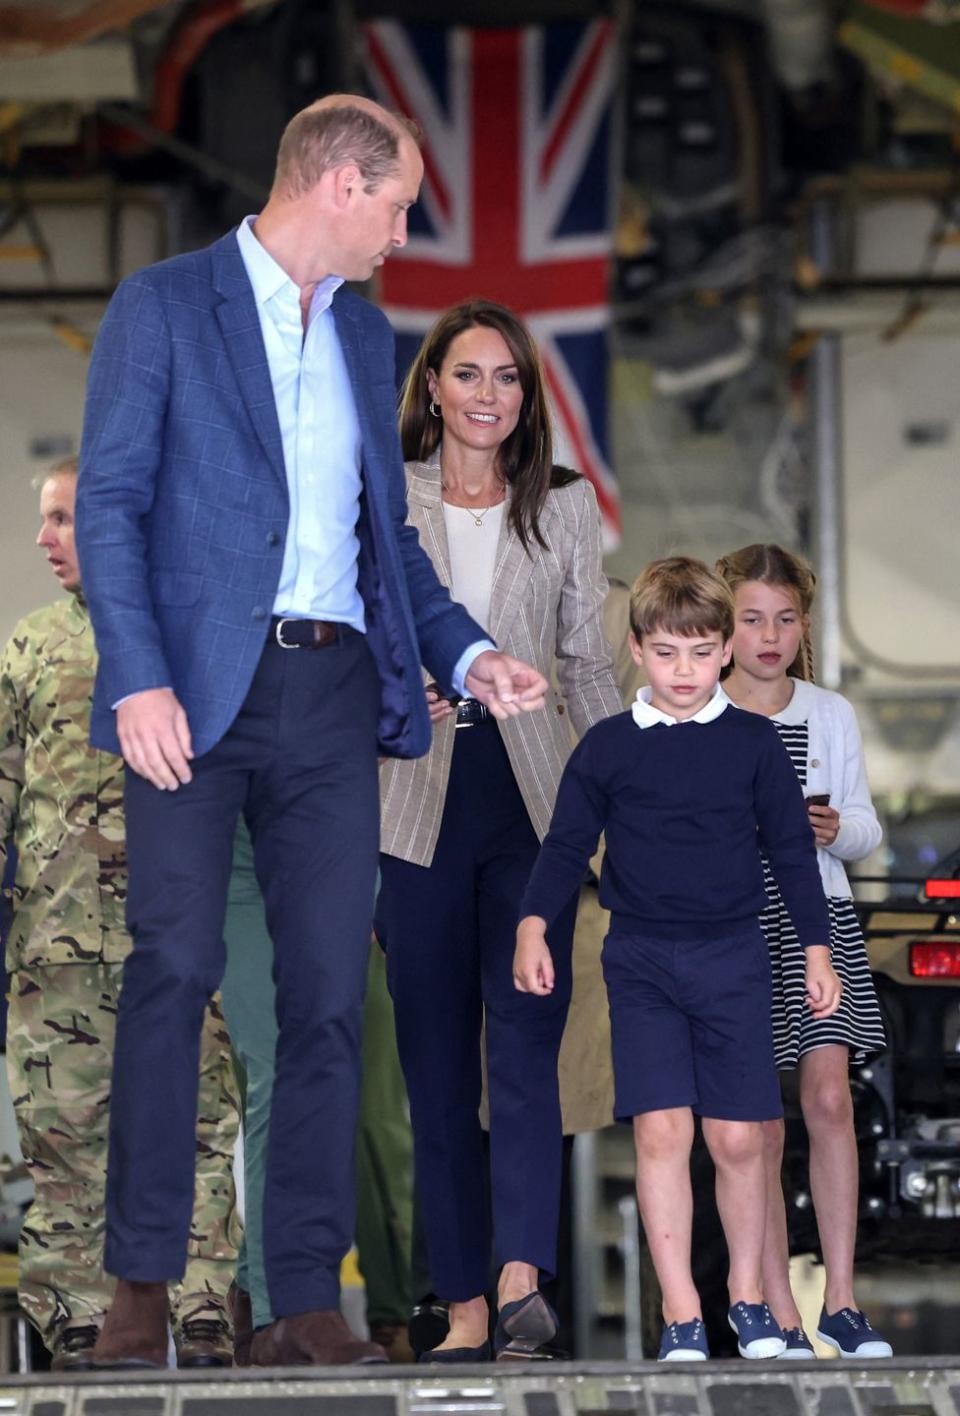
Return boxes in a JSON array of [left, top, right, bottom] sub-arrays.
[[521, 705, 830, 946]]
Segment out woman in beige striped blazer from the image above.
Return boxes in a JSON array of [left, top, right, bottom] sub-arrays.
[[377, 300, 623, 1363]]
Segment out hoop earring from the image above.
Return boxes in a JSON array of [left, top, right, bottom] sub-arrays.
[[429, 400, 442, 418]]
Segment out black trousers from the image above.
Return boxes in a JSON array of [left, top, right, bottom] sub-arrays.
[[105, 629, 381, 1317], [378, 718, 577, 1302]]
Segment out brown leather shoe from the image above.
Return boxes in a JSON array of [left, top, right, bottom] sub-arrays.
[[250, 1309, 388, 1366], [93, 1279, 169, 1369], [175, 1311, 233, 1368], [50, 1319, 101, 1372], [228, 1282, 254, 1366], [369, 1320, 416, 1364]]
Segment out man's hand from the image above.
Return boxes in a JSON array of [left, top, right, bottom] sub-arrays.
[[805, 945, 843, 1020], [117, 687, 194, 790], [464, 650, 548, 719], [514, 916, 555, 995]]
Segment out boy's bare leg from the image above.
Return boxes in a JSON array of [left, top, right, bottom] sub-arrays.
[[799, 1045, 857, 1314], [633, 1108, 701, 1323], [759, 1119, 804, 1330], [701, 1118, 766, 1305]]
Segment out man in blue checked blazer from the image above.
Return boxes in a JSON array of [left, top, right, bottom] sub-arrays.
[[76, 95, 548, 1370]]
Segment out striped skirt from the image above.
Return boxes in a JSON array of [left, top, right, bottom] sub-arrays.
[[761, 864, 886, 1068]]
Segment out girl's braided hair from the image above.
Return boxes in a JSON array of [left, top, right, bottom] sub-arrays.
[[715, 543, 816, 682]]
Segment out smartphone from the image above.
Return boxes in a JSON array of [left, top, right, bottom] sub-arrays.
[[805, 792, 831, 807]]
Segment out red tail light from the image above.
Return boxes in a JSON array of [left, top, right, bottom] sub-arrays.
[[910, 940, 960, 978], [925, 878, 960, 899]]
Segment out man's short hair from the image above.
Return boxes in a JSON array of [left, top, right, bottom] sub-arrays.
[[32, 455, 78, 490], [630, 556, 734, 642], [274, 102, 418, 198]]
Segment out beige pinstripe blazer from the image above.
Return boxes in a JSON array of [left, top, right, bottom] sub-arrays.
[[379, 456, 623, 865]]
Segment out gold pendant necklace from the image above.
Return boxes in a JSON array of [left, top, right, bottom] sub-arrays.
[[442, 479, 503, 527]]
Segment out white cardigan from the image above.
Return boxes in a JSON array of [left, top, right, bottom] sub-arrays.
[[772, 678, 882, 900]]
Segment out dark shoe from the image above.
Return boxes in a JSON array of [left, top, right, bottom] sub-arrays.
[[494, 1292, 558, 1360], [51, 1320, 101, 1372], [816, 1306, 892, 1359], [250, 1310, 388, 1366], [418, 1340, 491, 1364], [408, 1296, 450, 1356], [728, 1301, 786, 1359], [779, 1326, 817, 1359], [93, 1279, 169, 1369], [369, 1320, 416, 1364], [228, 1283, 254, 1367], [176, 1312, 233, 1368], [658, 1317, 708, 1362]]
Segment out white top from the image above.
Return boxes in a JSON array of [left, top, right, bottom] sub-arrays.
[[631, 683, 729, 729], [771, 678, 882, 899], [442, 501, 505, 634]]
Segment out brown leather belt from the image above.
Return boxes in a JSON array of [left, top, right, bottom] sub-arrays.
[[271, 616, 340, 649]]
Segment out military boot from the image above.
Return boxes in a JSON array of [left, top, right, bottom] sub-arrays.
[[51, 1319, 101, 1372], [175, 1308, 233, 1368]]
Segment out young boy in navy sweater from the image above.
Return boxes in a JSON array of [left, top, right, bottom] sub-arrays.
[[515, 557, 841, 1362]]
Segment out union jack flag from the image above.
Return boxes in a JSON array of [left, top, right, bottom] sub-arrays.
[[364, 19, 621, 544]]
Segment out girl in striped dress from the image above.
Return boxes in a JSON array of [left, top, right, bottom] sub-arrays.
[[716, 544, 892, 1360]]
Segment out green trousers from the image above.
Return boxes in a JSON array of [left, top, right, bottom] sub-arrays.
[[221, 825, 413, 1329], [6, 962, 240, 1344]]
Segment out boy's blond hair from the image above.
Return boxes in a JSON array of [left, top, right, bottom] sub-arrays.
[[629, 556, 734, 642]]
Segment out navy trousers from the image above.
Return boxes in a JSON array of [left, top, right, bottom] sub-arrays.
[[378, 718, 576, 1303], [105, 629, 381, 1318]]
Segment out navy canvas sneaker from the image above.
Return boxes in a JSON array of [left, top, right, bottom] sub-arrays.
[[657, 1318, 708, 1362], [779, 1326, 816, 1359], [727, 1302, 786, 1358], [816, 1307, 892, 1358]]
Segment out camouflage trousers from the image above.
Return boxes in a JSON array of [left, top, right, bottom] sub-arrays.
[[5, 962, 243, 1346]]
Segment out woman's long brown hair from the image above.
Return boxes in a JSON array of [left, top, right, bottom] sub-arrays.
[[399, 299, 578, 553]]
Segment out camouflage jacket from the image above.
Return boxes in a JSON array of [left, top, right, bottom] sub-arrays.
[[0, 595, 130, 968]]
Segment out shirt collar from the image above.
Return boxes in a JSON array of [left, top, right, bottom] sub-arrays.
[[236, 215, 343, 320], [770, 676, 813, 725], [631, 682, 730, 730]]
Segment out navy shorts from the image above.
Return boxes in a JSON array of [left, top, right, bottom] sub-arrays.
[[601, 923, 783, 1122]]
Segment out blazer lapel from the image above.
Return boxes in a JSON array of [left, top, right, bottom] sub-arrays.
[[408, 451, 541, 645], [211, 233, 286, 491], [487, 490, 539, 645], [406, 456, 451, 588], [331, 297, 388, 503]]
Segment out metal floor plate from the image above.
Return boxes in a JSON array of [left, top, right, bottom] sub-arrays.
[[0, 1359, 958, 1416]]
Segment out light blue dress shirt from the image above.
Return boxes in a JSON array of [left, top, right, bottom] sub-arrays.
[[236, 216, 490, 694], [237, 216, 365, 630]]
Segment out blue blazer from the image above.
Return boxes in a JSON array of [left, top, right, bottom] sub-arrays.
[[76, 231, 481, 760]]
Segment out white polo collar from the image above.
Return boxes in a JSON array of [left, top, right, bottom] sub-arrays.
[[631, 683, 730, 730]]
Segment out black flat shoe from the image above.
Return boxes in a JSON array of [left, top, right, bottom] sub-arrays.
[[494, 1293, 559, 1359], [408, 1296, 450, 1356], [418, 1340, 491, 1364]]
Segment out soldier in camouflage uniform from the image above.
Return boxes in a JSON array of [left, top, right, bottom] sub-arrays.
[[0, 460, 242, 1370]]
